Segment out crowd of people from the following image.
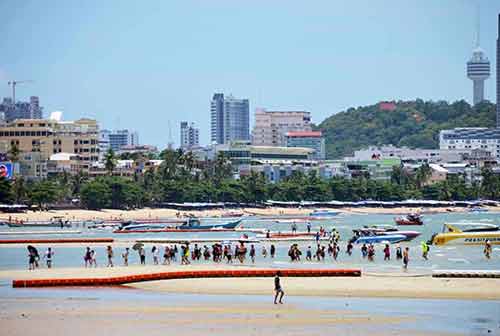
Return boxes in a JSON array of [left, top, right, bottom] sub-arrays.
[[25, 239, 493, 271]]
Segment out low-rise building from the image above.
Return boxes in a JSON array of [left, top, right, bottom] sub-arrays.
[[285, 131, 325, 160], [439, 128, 500, 160]]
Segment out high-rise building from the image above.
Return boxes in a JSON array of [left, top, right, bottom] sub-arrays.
[[100, 129, 139, 152], [180, 121, 200, 149], [497, 13, 500, 127], [252, 109, 312, 146], [210, 93, 249, 144], [467, 10, 490, 106], [0, 96, 43, 121]]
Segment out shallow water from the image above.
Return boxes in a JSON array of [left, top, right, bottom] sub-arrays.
[[0, 212, 499, 271], [0, 283, 499, 335]]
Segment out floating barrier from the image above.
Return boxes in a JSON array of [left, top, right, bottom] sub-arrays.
[[0, 238, 114, 244], [12, 268, 361, 288], [432, 270, 500, 279], [0, 230, 82, 236]]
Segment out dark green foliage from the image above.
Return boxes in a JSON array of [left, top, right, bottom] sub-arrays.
[[318, 99, 496, 159]]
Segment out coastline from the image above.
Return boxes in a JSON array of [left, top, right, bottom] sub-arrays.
[[1, 205, 499, 222], [2, 265, 499, 300]]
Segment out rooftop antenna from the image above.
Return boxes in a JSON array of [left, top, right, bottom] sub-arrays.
[[7, 80, 33, 103], [474, 1, 480, 48], [167, 120, 174, 149]]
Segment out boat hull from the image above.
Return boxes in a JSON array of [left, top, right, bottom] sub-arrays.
[[432, 232, 500, 245], [355, 234, 407, 244]]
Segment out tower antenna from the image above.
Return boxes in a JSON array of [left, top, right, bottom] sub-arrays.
[[475, 1, 480, 48]]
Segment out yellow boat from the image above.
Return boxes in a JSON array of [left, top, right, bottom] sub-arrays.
[[430, 223, 500, 246]]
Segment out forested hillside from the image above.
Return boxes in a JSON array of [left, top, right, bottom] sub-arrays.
[[318, 100, 496, 159]]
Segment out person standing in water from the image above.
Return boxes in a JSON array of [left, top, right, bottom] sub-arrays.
[[45, 247, 54, 268], [396, 245, 403, 260], [249, 244, 256, 263], [403, 247, 410, 271], [274, 271, 285, 304], [270, 244, 276, 258], [152, 246, 159, 265], [484, 240, 492, 259], [421, 241, 429, 260], [122, 247, 129, 266], [383, 244, 390, 261], [106, 246, 114, 267]]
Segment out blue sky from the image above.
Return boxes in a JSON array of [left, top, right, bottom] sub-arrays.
[[1, 0, 499, 147]]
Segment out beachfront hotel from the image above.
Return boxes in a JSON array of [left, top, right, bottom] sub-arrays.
[[251, 108, 312, 147]]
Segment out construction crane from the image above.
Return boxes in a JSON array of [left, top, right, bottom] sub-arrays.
[[7, 80, 33, 103]]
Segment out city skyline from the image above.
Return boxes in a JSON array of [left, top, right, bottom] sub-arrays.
[[1, 1, 500, 147]]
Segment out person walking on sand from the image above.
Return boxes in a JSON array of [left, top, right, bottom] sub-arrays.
[[403, 247, 409, 271], [484, 240, 492, 259], [421, 241, 429, 260], [274, 271, 285, 304], [45, 247, 54, 268], [122, 247, 129, 266], [106, 246, 114, 267]]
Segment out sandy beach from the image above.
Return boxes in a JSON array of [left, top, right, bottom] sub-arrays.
[[1, 205, 499, 223], [2, 265, 499, 300]]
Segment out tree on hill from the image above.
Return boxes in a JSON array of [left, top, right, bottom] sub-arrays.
[[318, 99, 496, 159]]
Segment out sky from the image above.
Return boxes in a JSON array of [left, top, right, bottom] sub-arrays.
[[1, 0, 500, 148]]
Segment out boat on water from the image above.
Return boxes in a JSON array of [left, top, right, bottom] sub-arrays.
[[356, 226, 421, 241], [430, 223, 500, 246], [394, 213, 423, 226], [310, 210, 340, 217], [468, 207, 488, 213], [114, 218, 243, 233], [354, 234, 407, 244], [6, 217, 92, 228], [256, 231, 315, 239]]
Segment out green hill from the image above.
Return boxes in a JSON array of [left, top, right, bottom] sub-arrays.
[[317, 99, 497, 159]]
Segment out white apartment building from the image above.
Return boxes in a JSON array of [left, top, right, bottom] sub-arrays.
[[439, 128, 500, 160], [180, 121, 200, 149], [252, 108, 311, 146]]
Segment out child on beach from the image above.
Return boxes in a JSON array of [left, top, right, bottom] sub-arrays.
[[106, 246, 114, 267], [403, 247, 410, 271], [122, 247, 129, 266], [45, 247, 54, 268]]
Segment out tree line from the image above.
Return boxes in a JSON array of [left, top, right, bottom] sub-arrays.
[[0, 148, 499, 210]]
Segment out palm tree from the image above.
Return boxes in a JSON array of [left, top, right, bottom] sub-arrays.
[[71, 171, 88, 196], [104, 148, 117, 175], [7, 142, 21, 163], [11, 176, 27, 204]]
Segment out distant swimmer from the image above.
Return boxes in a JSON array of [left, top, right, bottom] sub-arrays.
[[274, 271, 285, 304], [403, 247, 409, 271], [44, 247, 54, 268], [484, 240, 492, 259]]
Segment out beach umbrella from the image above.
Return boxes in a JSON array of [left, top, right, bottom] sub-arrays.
[[132, 242, 144, 251]]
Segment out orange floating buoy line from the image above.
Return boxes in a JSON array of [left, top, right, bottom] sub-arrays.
[[12, 268, 361, 288], [0, 238, 114, 244]]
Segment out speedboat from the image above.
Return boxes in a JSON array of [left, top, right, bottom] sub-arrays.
[[356, 226, 421, 241], [310, 210, 340, 217], [430, 223, 500, 246], [354, 234, 407, 244], [395, 213, 423, 226], [468, 207, 488, 213], [114, 218, 243, 233]]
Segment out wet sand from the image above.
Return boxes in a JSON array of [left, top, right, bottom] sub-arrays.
[[1, 265, 499, 300]]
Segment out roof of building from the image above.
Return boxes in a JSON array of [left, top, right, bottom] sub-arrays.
[[249, 146, 314, 155], [285, 131, 322, 137], [429, 164, 448, 173]]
